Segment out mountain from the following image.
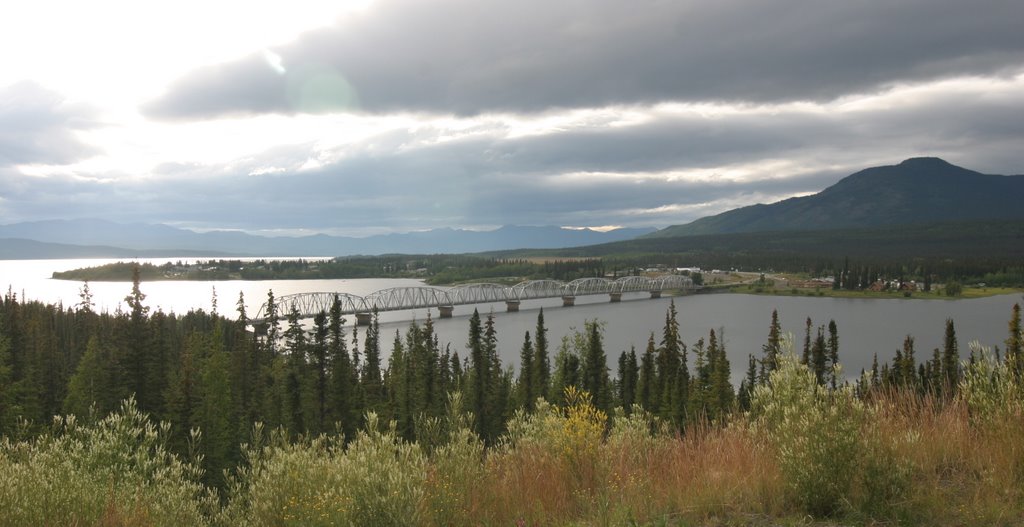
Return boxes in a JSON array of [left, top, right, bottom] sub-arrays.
[[0, 238, 236, 260], [648, 158, 1024, 238], [0, 220, 655, 258]]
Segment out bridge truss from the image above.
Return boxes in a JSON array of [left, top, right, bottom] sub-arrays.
[[252, 275, 696, 324]]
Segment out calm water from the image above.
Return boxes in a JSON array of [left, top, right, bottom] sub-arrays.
[[2, 258, 1021, 382]]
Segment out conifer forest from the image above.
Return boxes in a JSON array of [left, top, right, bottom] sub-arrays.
[[1, 273, 1024, 525]]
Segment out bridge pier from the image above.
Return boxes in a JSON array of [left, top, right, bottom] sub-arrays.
[[562, 295, 576, 307], [438, 305, 454, 319], [505, 300, 521, 312], [650, 291, 662, 299], [355, 312, 372, 326], [609, 292, 622, 303]]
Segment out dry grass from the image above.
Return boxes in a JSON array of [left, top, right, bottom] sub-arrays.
[[463, 386, 1023, 526], [469, 417, 786, 526], [853, 388, 1024, 526]]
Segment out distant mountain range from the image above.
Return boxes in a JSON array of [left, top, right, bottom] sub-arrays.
[[647, 157, 1024, 238], [0, 221, 656, 259], [4, 157, 1020, 259]]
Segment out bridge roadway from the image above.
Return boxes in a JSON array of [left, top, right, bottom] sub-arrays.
[[252, 275, 696, 326]]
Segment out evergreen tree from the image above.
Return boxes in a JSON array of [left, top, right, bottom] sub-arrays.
[[1007, 303, 1023, 378], [656, 301, 688, 426], [417, 314, 443, 417], [707, 329, 733, 419], [327, 295, 356, 439], [230, 291, 257, 428], [827, 319, 839, 389], [361, 310, 384, 415], [802, 317, 812, 365], [531, 309, 550, 404], [897, 335, 917, 389], [0, 330, 16, 435], [811, 326, 827, 384], [387, 329, 413, 439], [263, 290, 280, 353], [63, 336, 114, 418], [941, 318, 959, 393], [466, 309, 488, 438], [516, 331, 535, 411], [122, 265, 154, 412], [309, 310, 330, 434], [617, 346, 639, 413], [549, 335, 581, 407], [870, 353, 880, 389], [737, 354, 756, 411], [194, 322, 235, 489], [636, 334, 656, 412], [760, 309, 782, 382], [580, 320, 610, 413], [282, 306, 306, 434], [165, 332, 201, 453], [481, 312, 505, 440], [688, 337, 708, 421]]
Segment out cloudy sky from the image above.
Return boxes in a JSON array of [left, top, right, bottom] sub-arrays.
[[1, 0, 1022, 236]]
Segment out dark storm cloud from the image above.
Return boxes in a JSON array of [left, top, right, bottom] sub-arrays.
[[144, 0, 1024, 119], [0, 81, 98, 167], [8, 73, 1024, 231]]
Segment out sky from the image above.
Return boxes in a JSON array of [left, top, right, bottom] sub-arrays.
[[1, 0, 1022, 237]]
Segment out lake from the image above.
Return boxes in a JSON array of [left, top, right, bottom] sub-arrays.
[[2, 258, 1021, 383]]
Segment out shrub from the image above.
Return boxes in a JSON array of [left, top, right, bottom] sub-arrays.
[[0, 398, 215, 526], [751, 350, 865, 517], [959, 341, 1024, 425], [223, 413, 427, 526]]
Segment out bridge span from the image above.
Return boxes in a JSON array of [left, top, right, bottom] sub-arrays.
[[252, 275, 696, 326]]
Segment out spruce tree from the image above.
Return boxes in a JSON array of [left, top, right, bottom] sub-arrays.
[[1007, 304, 1023, 378], [328, 295, 356, 438], [827, 319, 839, 389], [636, 334, 656, 412], [63, 336, 112, 418], [802, 317, 812, 365], [942, 318, 959, 393], [194, 322, 235, 489], [811, 326, 827, 384], [516, 331, 535, 411], [617, 346, 638, 412], [309, 310, 330, 434], [122, 265, 154, 412], [738, 354, 756, 410], [688, 337, 707, 421], [531, 309, 550, 404], [466, 309, 488, 438], [761, 309, 782, 382], [549, 335, 581, 407], [387, 329, 412, 439], [361, 310, 384, 415], [580, 320, 610, 413], [708, 329, 733, 419], [0, 331, 15, 435], [482, 312, 504, 440], [165, 332, 200, 453]]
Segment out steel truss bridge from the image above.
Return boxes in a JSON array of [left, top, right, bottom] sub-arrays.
[[252, 275, 696, 326]]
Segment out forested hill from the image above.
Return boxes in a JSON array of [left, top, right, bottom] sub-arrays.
[[648, 158, 1024, 238]]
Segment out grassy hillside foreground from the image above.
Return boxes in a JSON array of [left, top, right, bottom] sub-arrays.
[[2, 347, 1023, 526]]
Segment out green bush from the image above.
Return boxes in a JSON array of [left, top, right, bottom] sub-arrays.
[[751, 350, 865, 517], [222, 414, 427, 526], [959, 341, 1023, 425], [0, 398, 215, 526]]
